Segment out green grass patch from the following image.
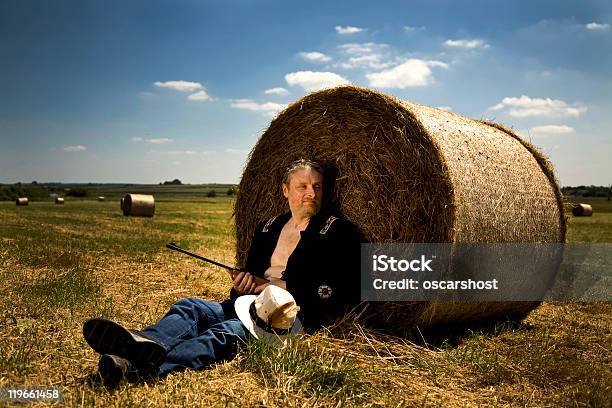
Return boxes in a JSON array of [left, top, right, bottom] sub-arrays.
[[21, 268, 101, 310], [0, 319, 40, 375], [239, 337, 365, 403]]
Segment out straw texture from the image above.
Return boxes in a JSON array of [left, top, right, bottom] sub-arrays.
[[234, 86, 565, 330], [572, 203, 593, 217], [121, 194, 155, 217]]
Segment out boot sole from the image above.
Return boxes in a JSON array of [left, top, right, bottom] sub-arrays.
[[83, 319, 166, 369]]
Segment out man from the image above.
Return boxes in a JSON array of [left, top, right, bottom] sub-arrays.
[[82, 159, 362, 386], [234, 159, 362, 329]]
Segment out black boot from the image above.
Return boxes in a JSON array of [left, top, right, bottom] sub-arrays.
[[83, 319, 166, 369], [98, 354, 132, 388], [98, 353, 160, 388]]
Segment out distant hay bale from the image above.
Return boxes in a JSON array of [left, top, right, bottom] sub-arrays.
[[572, 203, 593, 217], [16, 197, 29, 206], [97, 196, 105, 202], [55, 197, 65, 204], [121, 194, 155, 217], [120, 197, 126, 213], [234, 85, 565, 330]]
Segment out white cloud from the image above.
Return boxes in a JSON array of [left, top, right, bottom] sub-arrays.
[[586, 22, 610, 30], [403, 25, 425, 32], [336, 43, 394, 69], [488, 96, 587, 118], [285, 71, 350, 91], [63, 145, 87, 152], [366, 59, 448, 88], [187, 90, 211, 101], [335, 25, 365, 34], [530, 125, 575, 136], [338, 42, 389, 55], [444, 39, 490, 49], [225, 148, 250, 155], [131, 137, 144, 142], [264, 87, 289, 95], [154, 80, 203, 92], [230, 99, 286, 115], [299, 51, 332, 63], [338, 54, 392, 70], [147, 138, 174, 144], [148, 149, 197, 155], [436, 106, 452, 111]]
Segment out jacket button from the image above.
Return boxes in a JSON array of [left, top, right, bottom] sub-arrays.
[[317, 285, 333, 299]]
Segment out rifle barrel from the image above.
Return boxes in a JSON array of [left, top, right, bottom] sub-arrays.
[[166, 243, 245, 272]]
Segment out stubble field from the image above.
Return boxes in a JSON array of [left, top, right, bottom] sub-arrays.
[[0, 197, 610, 407]]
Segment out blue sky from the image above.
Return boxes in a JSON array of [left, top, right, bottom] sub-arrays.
[[1, 0, 610, 185]]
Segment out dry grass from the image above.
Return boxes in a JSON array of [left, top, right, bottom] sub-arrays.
[[0, 198, 610, 407]]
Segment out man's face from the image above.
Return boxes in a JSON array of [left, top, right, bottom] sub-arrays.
[[282, 167, 323, 219]]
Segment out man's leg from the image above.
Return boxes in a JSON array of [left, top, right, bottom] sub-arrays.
[[157, 318, 247, 376], [84, 297, 238, 385], [141, 298, 236, 350]]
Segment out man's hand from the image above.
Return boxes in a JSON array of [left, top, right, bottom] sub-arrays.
[[254, 278, 286, 294], [232, 272, 258, 295]]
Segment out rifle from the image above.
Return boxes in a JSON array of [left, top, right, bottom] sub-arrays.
[[165, 242, 269, 286]]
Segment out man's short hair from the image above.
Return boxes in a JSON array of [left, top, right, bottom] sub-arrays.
[[283, 159, 324, 184]]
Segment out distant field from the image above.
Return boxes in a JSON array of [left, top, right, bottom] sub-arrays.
[[77, 184, 238, 200], [565, 197, 612, 242], [0, 183, 237, 201], [0, 197, 610, 407]]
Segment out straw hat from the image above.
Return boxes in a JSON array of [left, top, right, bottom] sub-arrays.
[[235, 285, 302, 344]]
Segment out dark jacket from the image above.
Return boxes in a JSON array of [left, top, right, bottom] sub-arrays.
[[230, 210, 363, 331]]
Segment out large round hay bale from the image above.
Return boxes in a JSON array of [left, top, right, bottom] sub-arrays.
[[121, 194, 155, 217], [55, 197, 65, 204], [234, 86, 565, 330], [97, 196, 105, 202], [572, 203, 593, 217], [16, 197, 29, 206]]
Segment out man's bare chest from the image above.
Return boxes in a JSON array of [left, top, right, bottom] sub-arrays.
[[270, 223, 303, 267]]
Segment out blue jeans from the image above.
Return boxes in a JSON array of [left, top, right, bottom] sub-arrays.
[[142, 298, 248, 376]]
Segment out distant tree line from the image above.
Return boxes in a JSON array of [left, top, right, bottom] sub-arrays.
[[0, 184, 50, 201], [0, 182, 239, 201], [562, 185, 612, 198], [162, 179, 182, 185], [66, 188, 89, 197], [0, 183, 92, 201]]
